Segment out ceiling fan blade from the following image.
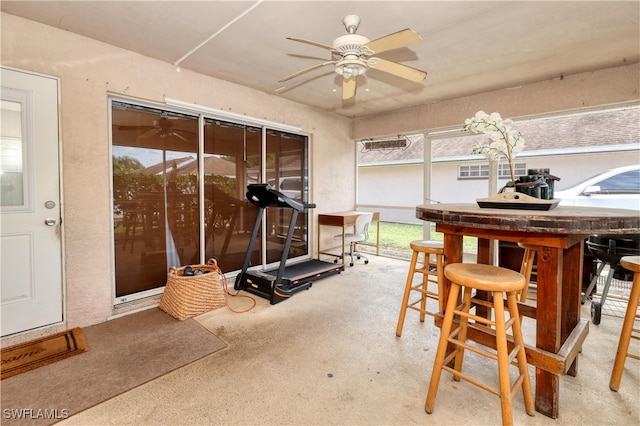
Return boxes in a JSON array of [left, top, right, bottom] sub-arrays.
[[363, 29, 422, 55], [287, 53, 331, 61], [278, 61, 336, 82], [169, 132, 189, 142], [368, 58, 427, 82], [139, 128, 159, 139], [342, 76, 357, 100], [174, 128, 196, 136], [118, 125, 155, 131], [286, 37, 335, 51]]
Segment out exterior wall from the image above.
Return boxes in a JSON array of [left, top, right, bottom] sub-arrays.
[[358, 164, 424, 223], [359, 148, 639, 224], [432, 149, 640, 204], [1, 13, 353, 336]]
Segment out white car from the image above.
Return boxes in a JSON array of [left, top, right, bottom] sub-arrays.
[[554, 165, 640, 211]]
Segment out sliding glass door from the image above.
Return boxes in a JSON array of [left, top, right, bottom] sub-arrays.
[[202, 119, 261, 271], [112, 102, 199, 299], [111, 100, 310, 303], [265, 130, 309, 264]]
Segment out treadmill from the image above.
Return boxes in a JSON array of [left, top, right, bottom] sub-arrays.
[[234, 183, 344, 304]]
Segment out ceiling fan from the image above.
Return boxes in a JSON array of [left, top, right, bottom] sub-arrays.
[[279, 14, 428, 100], [118, 117, 194, 142]]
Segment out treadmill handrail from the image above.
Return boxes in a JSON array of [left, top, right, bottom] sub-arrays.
[[246, 183, 314, 211]]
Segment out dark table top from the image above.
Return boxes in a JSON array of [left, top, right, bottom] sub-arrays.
[[416, 203, 640, 235]]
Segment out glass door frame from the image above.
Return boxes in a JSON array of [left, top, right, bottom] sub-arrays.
[[109, 96, 311, 305]]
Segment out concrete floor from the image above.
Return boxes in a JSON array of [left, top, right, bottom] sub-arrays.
[[61, 255, 639, 425]]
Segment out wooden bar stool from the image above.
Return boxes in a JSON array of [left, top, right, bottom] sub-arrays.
[[425, 263, 535, 426], [396, 240, 444, 337], [610, 255, 640, 391], [517, 243, 538, 302]]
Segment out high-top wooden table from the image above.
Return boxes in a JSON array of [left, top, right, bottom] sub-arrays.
[[416, 203, 640, 419]]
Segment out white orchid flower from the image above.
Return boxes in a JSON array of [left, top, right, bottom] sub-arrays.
[[463, 110, 526, 183]]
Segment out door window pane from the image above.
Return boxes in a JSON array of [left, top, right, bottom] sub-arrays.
[[0, 99, 25, 207], [112, 103, 199, 298], [265, 130, 310, 264], [203, 119, 262, 271]]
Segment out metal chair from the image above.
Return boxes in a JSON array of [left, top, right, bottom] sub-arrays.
[[333, 212, 373, 267]]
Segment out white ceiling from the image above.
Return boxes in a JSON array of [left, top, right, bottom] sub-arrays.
[[3, 1, 639, 118]]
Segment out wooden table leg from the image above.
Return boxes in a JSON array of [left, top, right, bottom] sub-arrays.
[[475, 238, 492, 318], [341, 225, 346, 265], [563, 241, 584, 376], [534, 245, 563, 418], [476, 238, 492, 265], [375, 219, 380, 255], [317, 223, 321, 261], [442, 233, 463, 303]]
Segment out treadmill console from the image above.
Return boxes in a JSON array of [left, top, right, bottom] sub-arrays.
[[246, 183, 315, 211]]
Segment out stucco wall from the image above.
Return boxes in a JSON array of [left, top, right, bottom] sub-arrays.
[[1, 13, 353, 331]]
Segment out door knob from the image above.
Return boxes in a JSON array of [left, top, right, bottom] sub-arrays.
[[44, 218, 57, 226]]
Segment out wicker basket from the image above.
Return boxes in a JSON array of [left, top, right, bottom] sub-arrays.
[[159, 258, 226, 320]]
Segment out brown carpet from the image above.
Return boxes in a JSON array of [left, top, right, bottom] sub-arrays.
[[0, 308, 227, 426], [1, 328, 89, 380]]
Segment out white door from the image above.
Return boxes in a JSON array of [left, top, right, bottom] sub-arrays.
[[1, 67, 63, 337]]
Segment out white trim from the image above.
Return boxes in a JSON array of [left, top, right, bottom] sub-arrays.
[[114, 287, 164, 306], [108, 303, 158, 320], [359, 144, 640, 168], [198, 115, 206, 264], [516, 143, 640, 157], [164, 97, 301, 133]]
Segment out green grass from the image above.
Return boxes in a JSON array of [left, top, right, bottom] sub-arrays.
[[373, 222, 424, 248], [362, 221, 477, 259]]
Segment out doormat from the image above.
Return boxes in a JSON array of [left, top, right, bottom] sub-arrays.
[[1, 328, 88, 380], [0, 308, 227, 426]]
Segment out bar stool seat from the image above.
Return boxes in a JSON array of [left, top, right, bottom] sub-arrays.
[[425, 263, 535, 426], [395, 240, 444, 337], [610, 255, 640, 391]]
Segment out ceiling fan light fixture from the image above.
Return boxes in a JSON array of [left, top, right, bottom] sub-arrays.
[[335, 59, 367, 78]]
